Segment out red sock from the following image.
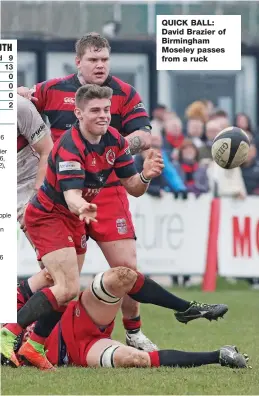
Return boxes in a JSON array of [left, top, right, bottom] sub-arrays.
[[29, 332, 46, 346], [148, 351, 160, 367], [123, 315, 142, 331], [128, 272, 145, 294], [5, 323, 23, 336]]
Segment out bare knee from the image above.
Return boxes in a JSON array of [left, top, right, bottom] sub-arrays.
[[114, 347, 150, 368], [104, 267, 137, 296]]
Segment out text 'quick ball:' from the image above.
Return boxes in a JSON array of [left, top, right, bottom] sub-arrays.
[[211, 126, 250, 169]]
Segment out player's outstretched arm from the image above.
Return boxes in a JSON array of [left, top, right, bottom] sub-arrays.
[[119, 150, 164, 197], [64, 190, 97, 224]]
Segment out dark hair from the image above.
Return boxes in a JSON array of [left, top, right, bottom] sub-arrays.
[[178, 139, 199, 162], [154, 104, 167, 110], [75, 84, 113, 107], [209, 110, 228, 120], [75, 32, 111, 58], [234, 112, 253, 133]]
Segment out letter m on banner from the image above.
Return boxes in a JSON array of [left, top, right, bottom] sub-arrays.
[[232, 216, 251, 257]]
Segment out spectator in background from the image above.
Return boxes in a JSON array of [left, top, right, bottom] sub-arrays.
[[162, 116, 184, 158], [241, 142, 259, 196], [152, 104, 168, 124], [209, 110, 229, 130], [206, 161, 247, 199], [186, 118, 205, 148], [151, 104, 168, 138], [185, 100, 208, 123], [135, 135, 187, 198], [234, 112, 253, 134], [201, 99, 215, 119], [173, 140, 209, 197], [198, 119, 221, 161]]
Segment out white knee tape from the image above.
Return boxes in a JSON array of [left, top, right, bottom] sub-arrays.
[[100, 345, 120, 368], [91, 272, 121, 304]]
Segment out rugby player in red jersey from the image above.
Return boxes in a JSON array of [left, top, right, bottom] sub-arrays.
[[23, 267, 248, 370], [1, 84, 164, 370], [17, 33, 158, 351], [17, 33, 227, 353]]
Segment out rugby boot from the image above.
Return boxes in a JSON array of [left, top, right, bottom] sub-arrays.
[[0, 327, 20, 367], [18, 339, 55, 371], [219, 345, 250, 368], [175, 301, 228, 324], [126, 329, 159, 352]]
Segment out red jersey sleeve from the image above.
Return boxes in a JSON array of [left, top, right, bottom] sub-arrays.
[[121, 85, 151, 135], [114, 136, 137, 178], [55, 145, 85, 192], [32, 78, 62, 113]]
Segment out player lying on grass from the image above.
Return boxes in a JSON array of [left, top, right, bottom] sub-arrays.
[[18, 267, 249, 370], [1, 83, 164, 368]]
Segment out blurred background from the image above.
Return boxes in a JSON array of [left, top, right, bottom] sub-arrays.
[[3, 0, 259, 289]]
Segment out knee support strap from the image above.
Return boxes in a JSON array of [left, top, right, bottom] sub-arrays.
[[91, 272, 121, 304], [100, 345, 120, 367]]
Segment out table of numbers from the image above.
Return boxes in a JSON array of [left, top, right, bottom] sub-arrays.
[[0, 40, 17, 324]]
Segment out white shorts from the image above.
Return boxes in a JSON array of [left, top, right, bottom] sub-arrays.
[[17, 178, 35, 222]]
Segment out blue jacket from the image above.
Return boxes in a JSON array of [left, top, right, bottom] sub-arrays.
[[162, 150, 187, 192]]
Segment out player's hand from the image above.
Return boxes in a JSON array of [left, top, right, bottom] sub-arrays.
[[17, 86, 38, 102], [78, 202, 98, 224], [143, 149, 164, 180]]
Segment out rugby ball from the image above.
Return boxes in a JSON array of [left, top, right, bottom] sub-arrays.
[[211, 126, 250, 169]]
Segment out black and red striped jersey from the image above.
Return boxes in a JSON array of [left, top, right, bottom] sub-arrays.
[[33, 74, 151, 142], [32, 123, 137, 216]]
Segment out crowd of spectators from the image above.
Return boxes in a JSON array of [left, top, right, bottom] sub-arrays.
[[134, 100, 259, 288], [135, 100, 259, 200]]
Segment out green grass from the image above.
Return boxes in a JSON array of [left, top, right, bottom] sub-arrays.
[[2, 287, 259, 395]]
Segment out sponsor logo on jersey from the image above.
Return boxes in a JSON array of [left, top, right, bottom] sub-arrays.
[[116, 218, 128, 235], [59, 161, 81, 172], [84, 188, 101, 198], [30, 123, 46, 142], [124, 147, 131, 155], [106, 149, 116, 165], [134, 102, 145, 111], [64, 97, 75, 104]]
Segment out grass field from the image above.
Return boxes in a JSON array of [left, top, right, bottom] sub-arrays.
[[1, 284, 259, 395]]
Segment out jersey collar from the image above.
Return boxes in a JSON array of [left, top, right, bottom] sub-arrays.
[[73, 73, 112, 88]]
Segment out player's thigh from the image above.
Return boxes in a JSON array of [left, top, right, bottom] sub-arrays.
[[97, 239, 137, 269], [80, 287, 122, 327], [86, 339, 150, 368]]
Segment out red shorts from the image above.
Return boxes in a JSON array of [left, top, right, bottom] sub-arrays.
[[45, 294, 114, 366], [88, 186, 136, 242], [25, 203, 87, 260]]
